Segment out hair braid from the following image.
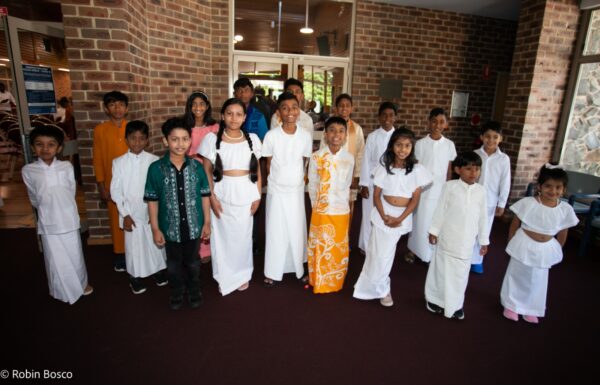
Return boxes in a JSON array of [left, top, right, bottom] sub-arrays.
[[242, 129, 259, 183], [213, 121, 225, 182]]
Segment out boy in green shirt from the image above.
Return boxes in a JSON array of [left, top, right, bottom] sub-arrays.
[[144, 117, 211, 310]]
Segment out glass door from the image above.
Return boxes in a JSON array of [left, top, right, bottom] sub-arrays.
[[232, 54, 294, 101]]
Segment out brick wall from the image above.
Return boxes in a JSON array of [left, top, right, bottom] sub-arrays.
[[502, 0, 580, 199], [61, 0, 229, 244], [352, 1, 517, 153]]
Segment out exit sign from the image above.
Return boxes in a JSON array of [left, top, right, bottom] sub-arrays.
[[0, 7, 8, 16]]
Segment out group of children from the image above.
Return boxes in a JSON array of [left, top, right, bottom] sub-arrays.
[[23, 80, 579, 324]]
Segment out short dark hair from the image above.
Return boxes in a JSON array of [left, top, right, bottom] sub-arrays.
[[161, 117, 190, 138], [335, 93, 352, 106], [125, 120, 149, 138], [481, 120, 502, 135], [429, 108, 447, 120], [284, 78, 303, 92], [233, 77, 254, 91], [29, 125, 65, 146], [277, 91, 299, 106], [378, 101, 397, 116], [538, 163, 568, 187], [454, 151, 482, 168], [103, 90, 128, 107], [325, 116, 347, 131]]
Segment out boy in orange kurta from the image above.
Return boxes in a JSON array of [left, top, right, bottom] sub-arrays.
[[93, 91, 129, 271]]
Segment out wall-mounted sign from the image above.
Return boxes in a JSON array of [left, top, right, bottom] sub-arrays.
[[450, 90, 469, 118], [0, 7, 8, 16], [23, 64, 56, 115]]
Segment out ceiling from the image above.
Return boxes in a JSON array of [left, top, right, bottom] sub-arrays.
[[380, 0, 521, 21]]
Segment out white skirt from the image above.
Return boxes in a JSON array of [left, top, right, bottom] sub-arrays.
[[506, 228, 563, 268], [500, 258, 549, 317], [471, 205, 496, 265], [211, 175, 258, 295], [41, 231, 88, 304], [264, 187, 307, 280], [125, 221, 166, 278], [358, 185, 374, 253], [424, 248, 471, 318], [353, 207, 409, 300], [407, 196, 437, 263]]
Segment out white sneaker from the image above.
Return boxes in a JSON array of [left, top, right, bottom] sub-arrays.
[[380, 293, 394, 307]]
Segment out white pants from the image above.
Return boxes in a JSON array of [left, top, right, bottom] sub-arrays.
[[500, 258, 549, 317], [358, 185, 374, 253], [41, 231, 88, 304], [424, 248, 471, 318], [264, 189, 307, 280]]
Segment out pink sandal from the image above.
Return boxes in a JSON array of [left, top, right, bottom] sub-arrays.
[[503, 308, 518, 321]]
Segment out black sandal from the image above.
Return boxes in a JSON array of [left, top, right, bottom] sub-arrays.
[[300, 275, 309, 284], [263, 278, 275, 288]]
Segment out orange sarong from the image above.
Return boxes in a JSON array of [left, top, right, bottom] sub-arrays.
[[307, 212, 350, 294]]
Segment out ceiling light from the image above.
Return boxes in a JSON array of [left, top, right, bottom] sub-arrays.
[[58, 68, 70, 72], [234, 34, 244, 42], [300, 0, 313, 34]]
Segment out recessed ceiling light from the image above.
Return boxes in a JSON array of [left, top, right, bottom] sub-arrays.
[[234, 34, 244, 42]]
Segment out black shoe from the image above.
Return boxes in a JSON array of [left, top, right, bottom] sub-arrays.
[[169, 296, 184, 311], [263, 278, 276, 288], [113, 254, 126, 272], [153, 270, 168, 287], [189, 292, 204, 309], [452, 309, 465, 320], [426, 301, 443, 315], [129, 277, 147, 295], [114, 266, 126, 273]]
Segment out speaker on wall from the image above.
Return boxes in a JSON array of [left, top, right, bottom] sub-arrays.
[[378, 78, 403, 100], [317, 35, 330, 56]]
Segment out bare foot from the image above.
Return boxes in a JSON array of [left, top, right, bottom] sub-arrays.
[[83, 285, 94, 296]]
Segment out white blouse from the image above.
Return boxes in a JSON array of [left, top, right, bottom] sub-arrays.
[[475, 146, 511, 209], [308, 147, 354, 215], [414, 135, 457, 199], [373, 163, 432, 198], [199, 132, 262, 169], [510, 196, 579, 236], [22, 158, 80, 235]]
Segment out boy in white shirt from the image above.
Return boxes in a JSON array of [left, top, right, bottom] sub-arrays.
[[263, 92, 313, 286], [22, 126, 93, 304], [471, 122, 511, 274], [406, 108, 457, 264], [111, 121, 167, 295], [425, 152, 488, 320], [270, 78, 314, 134]]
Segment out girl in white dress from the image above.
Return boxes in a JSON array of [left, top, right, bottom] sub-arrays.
[[500, 164, 578, 324], [199, 98, 262, 295], [353, 128, 432, 307]]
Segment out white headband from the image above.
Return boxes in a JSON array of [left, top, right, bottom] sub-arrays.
[[544, 163, 563, 170]]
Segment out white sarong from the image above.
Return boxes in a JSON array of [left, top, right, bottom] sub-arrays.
[[264, 187, 307, 280], [125, 215, 166, 278], [407, 196, 436, 262], [424, 249, 471, 318], [211, 175, 258, 295], [471, 205, 496, 265], [500, 258, 549, 317], [41, 231, 88, 304], [357, 185, 374, 253]]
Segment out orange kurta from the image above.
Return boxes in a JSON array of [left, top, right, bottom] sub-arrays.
[[93, 120, 128, 254]]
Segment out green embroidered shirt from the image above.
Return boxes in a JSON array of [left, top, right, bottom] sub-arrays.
[[144, 154, 211, 243]]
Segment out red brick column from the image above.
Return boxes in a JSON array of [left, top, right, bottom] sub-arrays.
[[503, 0, 580, 200]]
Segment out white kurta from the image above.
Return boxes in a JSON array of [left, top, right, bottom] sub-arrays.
[[500, 197, 578, 316], [271, 109, 314, 134], [200, 133, 262, 295], [263, 126, 313, 280], [471, 147, 511, 264], [353, 164, 432, 300], [111, 151, 166, 278], [408, 134, 456, 262], [22, 158, 88, 304], [424, 179, 488, 317], [357, 127, 395, 252]]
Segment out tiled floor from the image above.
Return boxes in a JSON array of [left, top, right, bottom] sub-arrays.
[[0, 155, 87, 230]]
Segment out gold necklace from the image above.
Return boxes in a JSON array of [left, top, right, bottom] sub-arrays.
[[223, 129, 244, 140]]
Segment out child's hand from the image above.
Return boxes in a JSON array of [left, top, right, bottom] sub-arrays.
[[360, 186, 369, 199], [250, 199, 261, 215], [428, 234, 438, 245], [201, 223, 211, 240], [495, 207, 505, 217], [152, 228, 165, 247], [123, 215, 136, 232], [388, 216, 404, 228], [479, 245, 488, 256], [210, 196, 223, 219]]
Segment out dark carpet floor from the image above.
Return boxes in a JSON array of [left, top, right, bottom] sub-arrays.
[[2, 201, 599, 385]]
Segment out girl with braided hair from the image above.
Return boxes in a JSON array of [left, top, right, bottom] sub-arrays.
[[199, 98, 262, 295]]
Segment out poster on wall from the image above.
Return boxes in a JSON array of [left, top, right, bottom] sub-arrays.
[[23, 64, 56, 115]]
